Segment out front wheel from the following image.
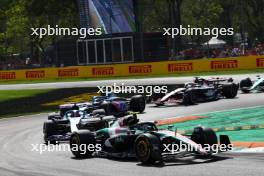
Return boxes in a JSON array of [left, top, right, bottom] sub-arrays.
[[135, 134, 162, 164], [43, 120, 57, 144], [70, 130, 96, 158]]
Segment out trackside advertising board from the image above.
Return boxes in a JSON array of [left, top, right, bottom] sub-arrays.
[[0, 56, 264, 81]]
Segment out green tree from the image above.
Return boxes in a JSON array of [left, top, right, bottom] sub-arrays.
[[0, 0, 78, 63], [181, 0, 223, 43]]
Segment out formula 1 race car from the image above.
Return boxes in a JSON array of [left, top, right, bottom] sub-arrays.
[[154, 77, 238, 106], [240, 76, 264, 93], [48, 94, 146, 120], [91, 94, 146, 116], [70, 114, 232, 164], [43, 109, 116, 144]]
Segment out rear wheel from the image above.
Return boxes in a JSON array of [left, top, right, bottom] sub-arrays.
[[70, 130, 96, 158], [130, 95, 146, 113], [135, 134, 162, 164], [222, 83, 238, 98]]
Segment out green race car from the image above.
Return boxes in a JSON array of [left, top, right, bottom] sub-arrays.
[[70, 114, 232, 164]]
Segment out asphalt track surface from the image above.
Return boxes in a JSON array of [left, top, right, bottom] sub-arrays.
[[0, 92, 264, 176], [0, 73, 263, 90]]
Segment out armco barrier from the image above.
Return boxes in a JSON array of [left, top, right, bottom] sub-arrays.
[[0, 56, 264, 81]]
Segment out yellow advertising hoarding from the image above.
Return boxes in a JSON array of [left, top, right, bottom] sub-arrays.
[[0, 56, 264, 81]]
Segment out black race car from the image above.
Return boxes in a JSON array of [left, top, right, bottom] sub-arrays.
[[44, 93, 146, 144], [43, 109, 116, 144], [48, 94, 146, 120], [154, 77, 238, 106], [91, 94, 146, 116], [70, 114, 232, 164]]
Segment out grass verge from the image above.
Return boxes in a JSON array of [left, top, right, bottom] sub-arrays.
[[1, 68, 264, 85], [158, 106, 264, 142], [0, 88, 98, 118]]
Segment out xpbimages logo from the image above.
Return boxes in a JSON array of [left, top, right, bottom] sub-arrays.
[[31, 142, 102, 155], [31, 25, 102, 38], [97, 83, 168, 97], [163, 141, 233, 154], [163, 25, 234, 39]]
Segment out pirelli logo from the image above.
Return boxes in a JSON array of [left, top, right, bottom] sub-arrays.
[[92, 67, 114, 76], [0, 72, 16, 80], [211, 60, 238, 70], [26, 70, 45, 78], [168, 63, 193, 72], [129, 65, 152, 74], [58, 69, 79, 77], [256, 58, 264, 67]]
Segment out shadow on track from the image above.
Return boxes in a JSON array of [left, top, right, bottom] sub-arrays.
[[137, 155, 232, 168], [71, 155, 232, 167]]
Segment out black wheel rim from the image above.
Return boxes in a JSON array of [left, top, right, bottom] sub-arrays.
[[136, 140, 150, 161]]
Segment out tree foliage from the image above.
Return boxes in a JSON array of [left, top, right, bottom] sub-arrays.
[[0, 0, 264, 59], [0, 0, 78, 60]]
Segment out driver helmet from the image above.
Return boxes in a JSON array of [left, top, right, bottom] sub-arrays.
[[72, 104, 79, 110]]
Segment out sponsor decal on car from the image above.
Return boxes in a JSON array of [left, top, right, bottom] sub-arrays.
[[211, 60, 238, 70], [256, 58, 264, 67], [26, 70, 45, 78], [168, 63, 193, 72], [129, 65, 152, 74], [58, 68, 79, 77], [0, 72, 16, 80], [92, 67, 114, 76]]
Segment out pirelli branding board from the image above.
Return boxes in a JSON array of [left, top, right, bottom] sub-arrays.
[[129, 65, 152, 74], [1, 56, 264, 81], [26, 70, 45, 79], [256, 58, 264, 67], [211, 60, 238, 70], [168, 63, 193, 72], [58, 68, 79, 77], [92, 67, 114, 76], [0, 72, 16, 80]]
